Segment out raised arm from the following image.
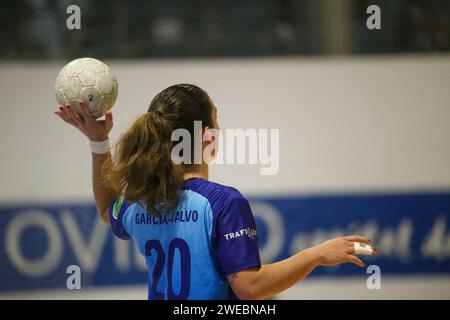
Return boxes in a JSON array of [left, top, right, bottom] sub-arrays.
[[91, 152, 117, 223], [55, 100, 118, 223], [228, 235, 374, 300]]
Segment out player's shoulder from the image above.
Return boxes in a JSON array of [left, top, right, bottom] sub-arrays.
[[184, 177, 245, 198], [110, 195, 141, 218], [183, 178, 248, 209]]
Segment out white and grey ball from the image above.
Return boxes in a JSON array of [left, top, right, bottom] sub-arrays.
[[55, 57, 118, 119]]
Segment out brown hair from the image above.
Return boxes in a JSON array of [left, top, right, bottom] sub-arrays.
[[103, 84, 214, 215]]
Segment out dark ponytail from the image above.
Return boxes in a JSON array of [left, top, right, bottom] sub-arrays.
[[103, 84, 214, 215]]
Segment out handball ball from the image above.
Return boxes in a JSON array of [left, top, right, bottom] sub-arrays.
[[55, 57, 118, 119]]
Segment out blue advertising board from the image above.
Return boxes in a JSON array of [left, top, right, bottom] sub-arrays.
[[1, 192, 449, 291]]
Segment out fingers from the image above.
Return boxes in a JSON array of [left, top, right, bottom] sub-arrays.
[[66, 103, 84, 126], [347, 255, 365, 268], [347, 244, 356, 255], [59, 104, 72, 122], [105, 111, 113, 129], [55, 101, 112, 141], [346, 242, 378, 256], [54, 109, 67, 122], [344, 235, 371, 243], [78, 100, 95, 124], [56, 105, 76, 126]]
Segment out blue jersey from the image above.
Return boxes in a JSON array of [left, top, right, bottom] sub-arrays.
[[108, 178, 261, 300]]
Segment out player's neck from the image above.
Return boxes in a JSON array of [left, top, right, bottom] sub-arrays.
[[183, 164, 209, 181]]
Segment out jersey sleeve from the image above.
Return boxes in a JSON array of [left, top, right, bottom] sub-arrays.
[[108, 195, 132, 240], [212, 194, 261, 276]]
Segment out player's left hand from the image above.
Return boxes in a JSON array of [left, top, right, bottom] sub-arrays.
[[54, 100, 113, 142]]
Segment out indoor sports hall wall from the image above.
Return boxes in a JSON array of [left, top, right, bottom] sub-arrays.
[[1, 55, 449, 299]]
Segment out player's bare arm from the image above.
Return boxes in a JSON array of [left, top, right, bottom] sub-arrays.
[[55, 100, 116, 223], [228, 235, 375, 300]]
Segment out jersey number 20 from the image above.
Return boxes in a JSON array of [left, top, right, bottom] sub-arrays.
[[145, 238, 191, 300]]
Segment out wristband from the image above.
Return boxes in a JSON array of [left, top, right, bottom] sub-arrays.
[[89, 139, 111, 154]]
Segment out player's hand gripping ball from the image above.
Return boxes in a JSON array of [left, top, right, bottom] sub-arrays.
[[55, 57, 118, 119]]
